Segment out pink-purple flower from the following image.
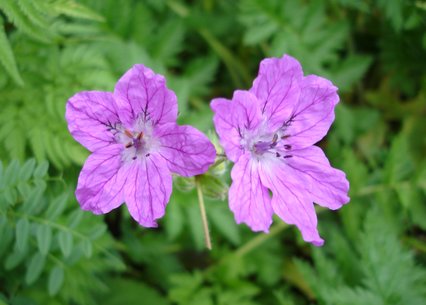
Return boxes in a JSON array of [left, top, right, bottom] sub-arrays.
[[211, 55, 350, 246], [66, 65, 216, 227]]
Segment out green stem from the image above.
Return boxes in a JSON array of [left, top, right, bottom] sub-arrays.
[[195, 177, 212, 250]]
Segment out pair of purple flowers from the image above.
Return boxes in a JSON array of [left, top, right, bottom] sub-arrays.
[[66, 55, 349, 246]]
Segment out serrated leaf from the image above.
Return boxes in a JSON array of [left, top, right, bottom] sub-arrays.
[[48, 267, 64, 296], [36, 224, 52, 255], [33, 160, 49, 178], [58, 231, 73, 257], [0, 16, 24, 85], [15, 218, 30, 252], [330, 55, 373, 91], [25, 252, 46, 284]]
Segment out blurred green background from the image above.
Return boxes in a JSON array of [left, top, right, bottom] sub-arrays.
[[0, 0, 425, 304]]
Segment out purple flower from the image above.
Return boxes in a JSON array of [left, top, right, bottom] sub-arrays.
[[211, 55, 349, 246], [66, 65, 216, 227]]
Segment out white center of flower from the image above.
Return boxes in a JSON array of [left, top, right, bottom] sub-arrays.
[[241, 123, 292, 160], [113, 117, 159, 162]]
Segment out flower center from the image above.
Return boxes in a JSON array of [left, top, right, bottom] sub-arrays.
[[250, 133, 292, 159], [111, 117, 158, 162]]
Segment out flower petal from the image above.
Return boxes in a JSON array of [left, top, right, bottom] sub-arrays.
[[285, 75, 339, 148], [250, 55, 303, 131], [156, 123, 216, 177], [229, 153, 273, 232], [286, 146, 350, 209], [66, 91, 120, 152], [259, 158, 324, 246], [114, 64, 178, 127], [76, 144, 126, 214], [124, 154, 172, 227], [211, 90, 262, 162]]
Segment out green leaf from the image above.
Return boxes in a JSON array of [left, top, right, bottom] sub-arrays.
[[0, 16, 24, 85], [102, 278, 171, 305], [88, 224, 106, 240], [165, 195, 184, 241], [36, 224, 52, 255], [4, 159, 20, 186], [5, 248, 27, 270], [81, 239, 92, 258], [209, 206, 241, 245], [15, 218, 30, 252], [187, 205, 205, 251], [33, 160, 49, 178], [48, 267, 64, 296], [25, 252, 46, 284], [50, 0, 105, 22], [330, 55, 373, 91], [45, 192, 69, 220], [58, 231, 73, 257], [19, 158, 36, 181]]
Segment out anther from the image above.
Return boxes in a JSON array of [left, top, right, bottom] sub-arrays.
[[125, 142, 133, 148], [137, 132, 144, 140], [281, 134, 290, 139], [272, 134, 278, 144], [124, 129, 133, 138], [283, 155, 293, 158], [132, 156, 137, 160], [276, 152, 281, 158], [284, 144, 292, 150], [145, 153, 150, 157]]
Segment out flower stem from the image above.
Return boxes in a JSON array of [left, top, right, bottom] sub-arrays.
[[195, 177, 212, 250]]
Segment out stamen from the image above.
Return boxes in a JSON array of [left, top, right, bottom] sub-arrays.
[[283, 155, 293, 158], [124, 129, 133, 138], [137, 132, 144, 140], [145, 153, 150, 157], [284, 144, 292, 150], [125, 142, 133, 148], [281, 134, 290, 139], [276, 152, 281, 157], [272, 134, 278, 144]]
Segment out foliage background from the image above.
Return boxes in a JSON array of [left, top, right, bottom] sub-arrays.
[[0, 0, 425, 304]]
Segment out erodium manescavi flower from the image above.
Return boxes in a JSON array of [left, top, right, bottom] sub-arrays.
[[211, 55, 350, 246], [66, 65, 216, 227]]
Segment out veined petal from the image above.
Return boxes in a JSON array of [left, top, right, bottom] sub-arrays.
[[229, 153, 273, 232], [285, 75, 339, 148], [76, 144, 126, 214], [211, 90, 262, 162], [259, 159, 324, 246], [250, 55, 303, 131], [156, 124, 216, 177], [114, 64, 178, 127], [286, 146, 350, 209], [124, 154, 172, 227], [66, 91, 120, 152]]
